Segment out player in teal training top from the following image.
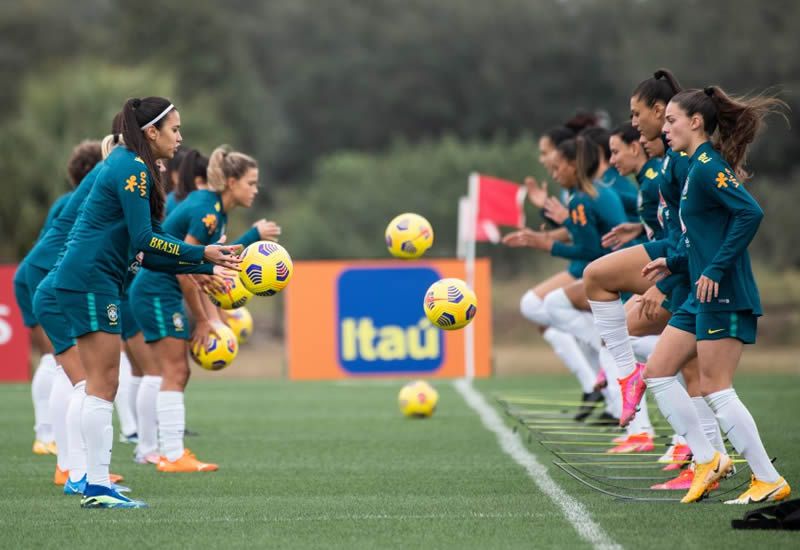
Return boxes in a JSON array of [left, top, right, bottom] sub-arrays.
[[129, 145, 279, 472], [51, 97, 240, 509], [640, 86, 791, 504], [603, 123, 665, 249], [14, 142, 101, 457]]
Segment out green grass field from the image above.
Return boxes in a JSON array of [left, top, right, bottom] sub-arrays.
[[1, 373, 798, 549]]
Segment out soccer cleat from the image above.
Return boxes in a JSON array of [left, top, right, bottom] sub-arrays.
[[662, 444, 692, 471], [110, 473, 125, 483], [618, 362, 647, 427], [53, 466, 69, 485], [593, 369, 608, 392], [574, 391, 604, 422], [680, 452, 733, 503], [650, 467, 720, 491], [64, 475, 131, 495], [33, 440, 57, 455], [725, 476, 791, 505], [156, 449, 218, 473], [607, 433, 655, 454], [134, 451, 161, 465], [611, 434, 628, 444], [119, 432, 139, 444], [80, 483, 147, 509]]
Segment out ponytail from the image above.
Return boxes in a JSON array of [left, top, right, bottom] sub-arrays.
[[206, 145, 258, 193], [120, 96, 174, 220], [101, 112, 125, 159], [632, 68, 682, 106], [175, 149, 208, 200], [580, 126, 611, 161], [672, 87, 789, 180], [575, 136, 599, 198]]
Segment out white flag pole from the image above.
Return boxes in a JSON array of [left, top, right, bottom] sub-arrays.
[[464, 173, 479, 380]]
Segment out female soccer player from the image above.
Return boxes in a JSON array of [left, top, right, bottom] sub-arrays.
[[25, 140, 102, 482], [640, 86, 790, 504], [504, 137, 626, 419], [14, 182, 75, 455], [51, 97, 241, 508], [129, 145, 278, 472]]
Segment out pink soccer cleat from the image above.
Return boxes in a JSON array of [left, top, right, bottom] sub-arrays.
[[618, 362, 647, 427], [662, 444, 692, 472], [607, 433, 655, 454]]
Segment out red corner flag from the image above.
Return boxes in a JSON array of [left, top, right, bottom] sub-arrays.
[[473, 174, 526, 243]]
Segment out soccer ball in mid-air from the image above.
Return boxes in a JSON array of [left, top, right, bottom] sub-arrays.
[[190, 323, 239, 371], [207, 272, 253, 310], [398, 380, 439, 418], [423, 278, 478, 331], [385, 213, 434, 259], [225, 307, 253, 345], [238, 241, 293, 296]]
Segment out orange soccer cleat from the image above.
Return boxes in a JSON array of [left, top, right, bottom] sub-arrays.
[[156, 449, 218, 473]]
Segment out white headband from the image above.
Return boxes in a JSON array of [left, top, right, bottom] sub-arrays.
[[141, 104, 174, 129]]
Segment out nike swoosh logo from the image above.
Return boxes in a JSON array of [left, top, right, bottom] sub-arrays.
[[754, 484, 785, 503], [708, 328, 726, 334]]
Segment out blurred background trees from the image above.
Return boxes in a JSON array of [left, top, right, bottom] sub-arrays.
[[2, 0, 799, 268]]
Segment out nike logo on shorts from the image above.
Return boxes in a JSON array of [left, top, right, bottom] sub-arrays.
[[707, 328, 726, 335]]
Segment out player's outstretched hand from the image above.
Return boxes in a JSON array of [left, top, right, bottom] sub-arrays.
[[641, 257, 670, 282], [254, 219, 281, 241], [204, 244, 242, 270], [525, 177, 549, 209], [602, 222, 644, 250]]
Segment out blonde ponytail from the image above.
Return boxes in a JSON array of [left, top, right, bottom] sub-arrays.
[[206, 145, 257, 193]]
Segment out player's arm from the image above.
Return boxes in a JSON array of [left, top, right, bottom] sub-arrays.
[[700, 169, 764, 282], [118, 168, 206, 262], [550, 199, 605, 261]]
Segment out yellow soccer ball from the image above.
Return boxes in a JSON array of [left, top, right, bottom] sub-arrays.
[[398, 380, 439, 418], [238, 241, 293, 296], [385, 213, 434, 259], [423, 278, 478, 331], [190, 323, 239, 371], [225, 307, 253, 345], [208, 272, 253, 310]]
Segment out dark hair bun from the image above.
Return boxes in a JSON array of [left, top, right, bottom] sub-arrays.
[[704, 87, 715, 97], [131, 98, 142, 109]]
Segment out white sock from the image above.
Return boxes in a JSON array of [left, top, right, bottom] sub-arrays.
[[49, 366, 72, 471], [81, 395, 113, 488], [519, 290, 551, 327], [135, 375, 161, 456], [115, 352, 137, 436], [706, 389, 780, 483], [157, 391, 185, 462], [631, 335, 659, 363], [32, 353, 57, 442], [692, 396, 726, 455], [647, 376, 715, 463], [545, 289, 602, 350], [588, 299, 637, 377], [542, 327, 595, 393], [599, 348, 622, 418], [67, 381, 87, 482], [130, 376, 142, 425]]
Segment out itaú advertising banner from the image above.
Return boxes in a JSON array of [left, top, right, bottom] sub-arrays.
[[285, 259, 491, 380], [0, 264, 31, 382]]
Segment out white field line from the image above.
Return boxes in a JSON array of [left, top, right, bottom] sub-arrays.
[[454, 378, 622, 550]]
